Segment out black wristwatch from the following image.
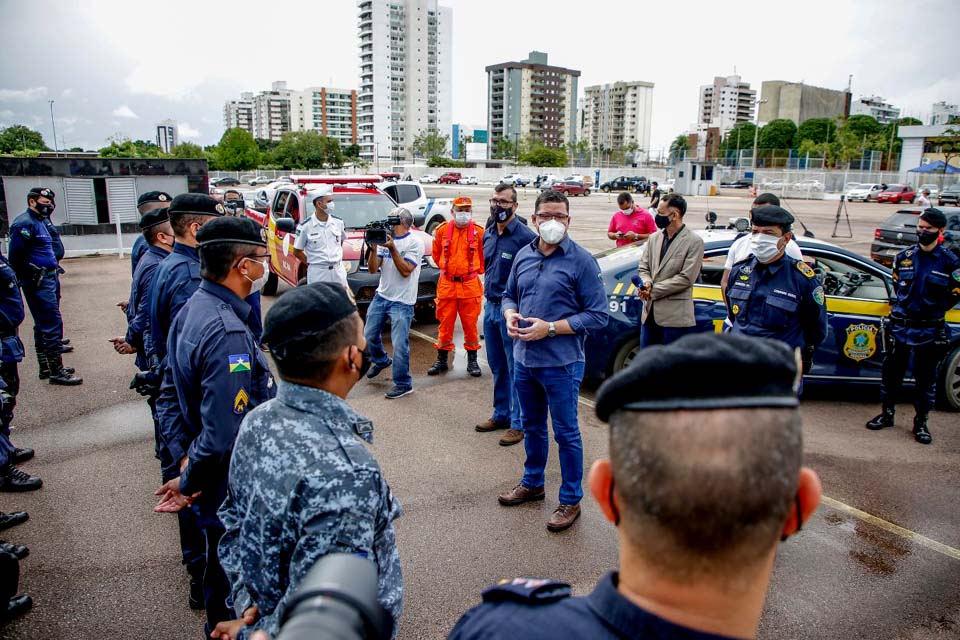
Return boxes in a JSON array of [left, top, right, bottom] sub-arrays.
[[547, 321, 557, 338]]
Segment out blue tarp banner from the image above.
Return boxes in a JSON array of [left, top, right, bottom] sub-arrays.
[[906, 160, 960, 174]]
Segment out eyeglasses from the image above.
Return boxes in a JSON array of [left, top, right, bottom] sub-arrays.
[[536, 214, 569, 222], [489, 198, 515, 206]]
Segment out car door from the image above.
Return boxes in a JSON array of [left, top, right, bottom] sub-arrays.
[[266, 190, 300, 285]]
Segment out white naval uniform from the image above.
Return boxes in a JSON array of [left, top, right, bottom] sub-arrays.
[[294, 213, 348, 287]]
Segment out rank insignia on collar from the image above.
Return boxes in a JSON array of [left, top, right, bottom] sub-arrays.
[[797, 262, 815, 277], [228, 354, 251, 373], [234, 388, 249, 414]]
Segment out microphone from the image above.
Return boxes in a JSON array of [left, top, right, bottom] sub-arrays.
[[631, 274, 644, 289]]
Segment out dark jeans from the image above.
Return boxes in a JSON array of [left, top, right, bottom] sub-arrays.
[[640, 314, 694, 348], [0, 362, 19, 468], [197, 507, 231, 635], [879, 337, 943, 413], [483, 300, 522, 429], [515, 361, 585, 505], [161, 465, 207, 576], [22, 276, 63, 353]]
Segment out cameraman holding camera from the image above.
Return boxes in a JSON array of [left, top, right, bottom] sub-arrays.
[[363, 208, 423, 399]]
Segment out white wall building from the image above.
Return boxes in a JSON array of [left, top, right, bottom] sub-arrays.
[[357, 0, 453, 164], [581, 81, 654, 162], [850, 95, 900, 124], [224, 83, 358, 146], [155, 119, 178, 153], [698, 75, 756, 135], [223, 93, 254, 135], [931, 101, 959, 125]]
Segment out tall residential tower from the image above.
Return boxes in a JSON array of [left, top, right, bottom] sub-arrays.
[[697, 75, 756, 134], [582, 81, 654, 161]]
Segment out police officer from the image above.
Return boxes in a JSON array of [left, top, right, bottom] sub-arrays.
[[292, 187, 348, 288], [866, 208, 960, 444], [217, 283, 403, 640], [152, 216, 276, 636], [451, 333, 821, 640], [725, 205, 827, 372], [0, 250, 41, 492], [8, 187, 82, 385], [130, 191, 171, 275]]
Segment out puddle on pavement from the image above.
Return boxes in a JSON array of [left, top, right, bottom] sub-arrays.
[[849, 550, 896, 575], [821, 511, 913, 576]]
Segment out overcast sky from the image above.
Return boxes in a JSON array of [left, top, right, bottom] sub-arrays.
[[1, 0, 956, 154]]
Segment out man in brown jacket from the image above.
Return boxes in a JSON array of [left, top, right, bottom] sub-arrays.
[[637, 194, 704, 346]]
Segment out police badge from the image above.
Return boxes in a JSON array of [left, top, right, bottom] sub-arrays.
[[843, 324, 878, 362]]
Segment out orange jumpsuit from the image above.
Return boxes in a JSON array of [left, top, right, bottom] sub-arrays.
[[432, 220, 485, 351]]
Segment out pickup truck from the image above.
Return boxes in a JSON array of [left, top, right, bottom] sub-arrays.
[[380, 180, 453, 234], [244, 176, 440, 315]]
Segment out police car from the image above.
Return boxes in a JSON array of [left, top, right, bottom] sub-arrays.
[[585, 227, 960, 410]]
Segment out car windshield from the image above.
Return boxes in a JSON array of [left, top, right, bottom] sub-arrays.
[[333, 193, 398, 229], [885, 213, 919, 228], [945, 185, 960, 193]]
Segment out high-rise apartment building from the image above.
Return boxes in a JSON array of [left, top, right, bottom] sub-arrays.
[[759, 81, 851, 125], [224, 93, 254, 135], [931, 101, 958, 125], [698, 75, 756, 134], [850, 96, 900, 124], [155, 119, 178, 153], [582, 81, 654, 161], [357, 0, 453, 163], [486, 51, 579, 152]]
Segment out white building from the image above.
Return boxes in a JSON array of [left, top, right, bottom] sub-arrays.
[[698, 75, 756, 135], [931, 101, 958, 126], [223, 93, 254, 135], [252, 82, 294, 142], [850, 95, 900, 124], [357, 0, 453, 164], [155, 119, 178, 153], [581, 81, 654, 162]]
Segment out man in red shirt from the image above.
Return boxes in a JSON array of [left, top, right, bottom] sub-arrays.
[[607, 193, 656, 247]]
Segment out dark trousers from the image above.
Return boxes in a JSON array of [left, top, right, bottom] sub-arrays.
[[160, 465, 207, 578], [197, 507, 232, 635], [0, 362, 19, 468], [641, 314, 694, 348], [22, 277, 63, 353], [879, 337, 943, 413]]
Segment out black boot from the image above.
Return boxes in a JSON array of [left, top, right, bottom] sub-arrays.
[[0, 465, 43, 492], [0, 511, 29, 531], [466, 350, 482, 378], [187, 564, 205, 610], [427, 350, 450, 376], [47, 352, 83, 386], [866, 405, 895, 430], [37, 351, 51, 380], [913, 413, 932, 445]]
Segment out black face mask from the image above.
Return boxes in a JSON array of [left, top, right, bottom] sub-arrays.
[[355, 346, 372, 379], [654, 213, 671, 229], [492, 204, 513, 223], [35, 203, 55, 217], [918, 230, 940, 246]]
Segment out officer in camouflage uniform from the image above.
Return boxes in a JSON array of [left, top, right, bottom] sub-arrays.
[[217, 283, 403, 640]]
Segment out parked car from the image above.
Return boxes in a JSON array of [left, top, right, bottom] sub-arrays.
[[586, 230, 960, 409], [877, 184, 916, 204], [720, 178, 753, 189], [419, 174, 439, 184], [501, 173, 530, 187], [247, 176, 274, 186], [938, 183, 960, 206], [548, 180, 591, 196], [533, 174, 559, 188], [211, 176, 241, 187], [842, 182, 863, 194], [563, 174, 594, 187], [918, 183, 940, 199], [438, 172, 463, 184], [599, 176, 644, 193], [870, 205, 960, 266], [846, 184, 883, 202], [457, 175, 478, 185]]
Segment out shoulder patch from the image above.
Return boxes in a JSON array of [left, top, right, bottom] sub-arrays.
[[797, 261, 815, 278], [228, 353, 252, 373], [953, 269, 960, 283], [813, 286, 825, 305], [19, 228, 32, 239], [481, 578, 571, 605]]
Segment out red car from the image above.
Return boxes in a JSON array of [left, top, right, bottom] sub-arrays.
[[438, 172, 462, 184], [877, 184, 916, 204], [549, 180, 591, 196]]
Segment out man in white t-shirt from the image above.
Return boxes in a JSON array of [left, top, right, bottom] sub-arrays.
[[292, 187, 348, 288], [720, 194, 804, 316], [916, 188, 931, 210], [363, 207, 424, 399]]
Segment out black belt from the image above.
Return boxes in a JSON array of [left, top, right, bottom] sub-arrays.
[[888, 315, 944, 329], [486, 297, 502, 304]]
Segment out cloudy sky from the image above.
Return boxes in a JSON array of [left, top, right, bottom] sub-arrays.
[[0, 0, 956, 154]]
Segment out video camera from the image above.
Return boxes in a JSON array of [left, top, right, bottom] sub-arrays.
[[223, 199, 245, 216], [364, 215, 402, 246], [275, 554, 392, 640]]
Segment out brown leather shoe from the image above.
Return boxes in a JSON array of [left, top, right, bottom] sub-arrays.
[[547, 504, 581, 532], [498, 429, 524, 446], [476, 418, 510, 433], [498, 484, 545, 506]]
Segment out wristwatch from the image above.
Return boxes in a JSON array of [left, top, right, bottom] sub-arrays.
[[547, 322, 557, 338]]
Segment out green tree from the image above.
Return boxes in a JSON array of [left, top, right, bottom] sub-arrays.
[[520, 146, 567, 167], [757, 119, 797, 149], [217, 128, 261, 170], [794, 118, 838, 146], [843, 114, 883, 139], [170, 142, 205, 158], [410, 129, 449, 159], [928, 127, 960, 177], [131, 139, 166, 158], [0, 125, 49, 153], [668, 134, 690, 163], [269, 131, 342, 169], [98, 136, 139, 157], [343, 143, 361, 159]]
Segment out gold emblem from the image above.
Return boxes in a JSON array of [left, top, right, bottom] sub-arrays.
[[797, 261, 815, 278], [732, 304, 740, 315], [233, 388, 249, 414], [843, 324, 878, 362]]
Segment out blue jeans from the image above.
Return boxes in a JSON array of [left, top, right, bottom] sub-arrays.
[[483, 300, 522, 430], [364, 294, 414, 390], [515, 361, 585, 505], [640, 315, 693, 348]]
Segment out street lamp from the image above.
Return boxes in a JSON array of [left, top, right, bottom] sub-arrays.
[[49, 100, 59, 156], [751, 98, 768, 178], [513, 132, 520, 167]]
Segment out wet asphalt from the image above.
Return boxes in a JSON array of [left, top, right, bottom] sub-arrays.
[[1, 193, 958, 639]]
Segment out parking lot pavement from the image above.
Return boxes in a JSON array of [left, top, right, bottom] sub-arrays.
[[2, 251, 958, 639]]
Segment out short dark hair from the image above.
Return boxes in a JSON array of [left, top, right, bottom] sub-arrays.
[[534, 189, 569, 213], [494, 183, 517, 202], [652, 181, 659, 186], [271, 314, 359, 382], [753, 193, 780, 207], [144, 223, 170, 246], [610, 407, 802, 578], [170, 213, 208, 237], [199, 242, 249, 282], [223, 189, 243, 199], [663, 194, 687, 216], [617, 192, 634, 206]]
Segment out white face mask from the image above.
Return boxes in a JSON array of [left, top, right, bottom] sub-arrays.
[[325, 201, 335, 214], [454, 211, 471, 226], [244, 258, 270, 292], [750, 233, 783, 263], [538, 219, 567, 245]]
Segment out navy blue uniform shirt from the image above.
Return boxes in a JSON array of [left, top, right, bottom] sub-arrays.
[[503, 234, 608, 368], [890, 244, 960, 345], [131, 235, 148, 275], [42, 216, 64, 262], [482, 215, 537, 302], [0, 256, 25, 364], [158, 280, 275, 506], [726, 254, 827, 350], [126, 244, 167, 370], [8, 209, 60, 276], [450, 572, 736, 640]]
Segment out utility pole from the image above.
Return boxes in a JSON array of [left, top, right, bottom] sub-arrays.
[[751, 98, 768, 180], [49, 100, 59, 156], [513, 132, 519, 167]]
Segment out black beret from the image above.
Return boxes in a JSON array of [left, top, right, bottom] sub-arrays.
[[919, 208, 947, 228], [752, 192, 781, 207], [137, 191, 171, 207], [595, 333, 799, 421], [262, 283, 357, 349], [196, 216, 266, 248], [139, 207, 170, 230], [168, 193, 225, 218], [751, 205, 794, 228], [28, 187, 55, 201]]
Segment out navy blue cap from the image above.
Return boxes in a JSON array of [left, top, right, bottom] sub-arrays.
[[168, 193, 225, 218], [750, 205, 794, 228], [262, 283, 357, 348], [137, 191, 171, 207], [139, 207, 170, 229], [196, 216, 266, 248]]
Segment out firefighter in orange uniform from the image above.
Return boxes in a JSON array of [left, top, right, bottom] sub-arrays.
[[429, 197, 485, 377]]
